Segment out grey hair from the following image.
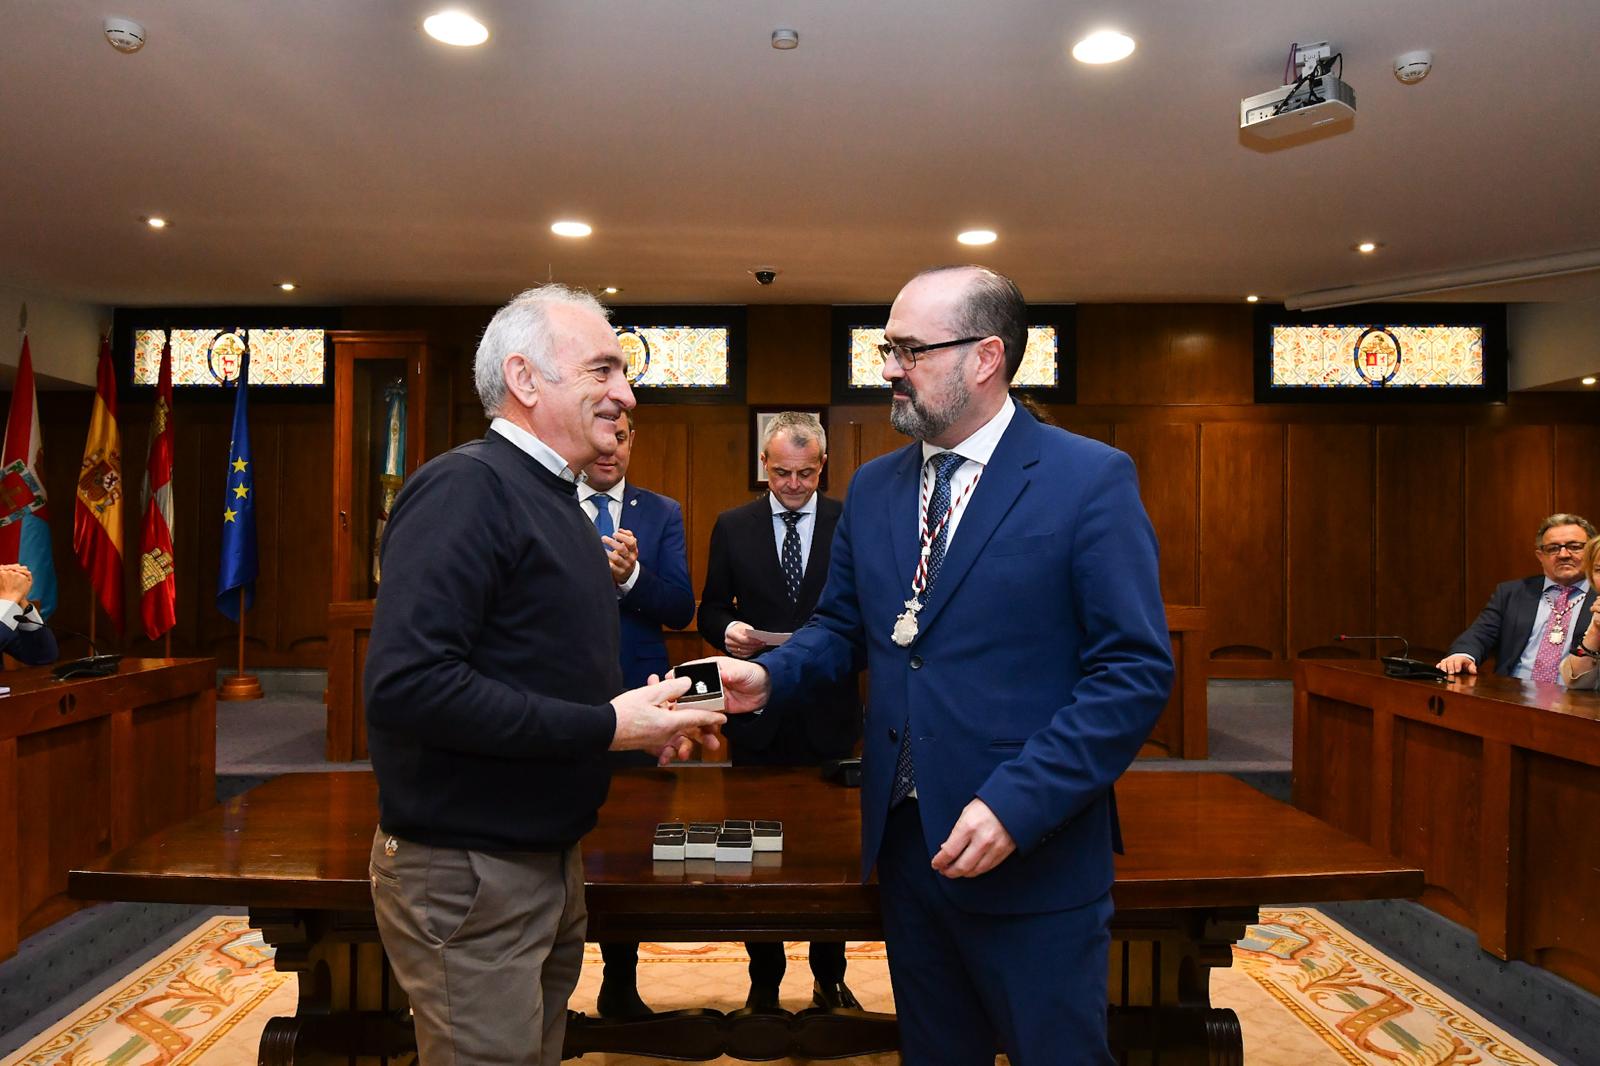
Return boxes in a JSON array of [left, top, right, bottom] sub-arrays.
[[473, 285, 610, 418], [760, 411, 827, 457], [1536, 513, 1597, 548]]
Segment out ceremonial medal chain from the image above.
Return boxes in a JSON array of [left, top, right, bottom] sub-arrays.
[[892, 460, 981, 647]]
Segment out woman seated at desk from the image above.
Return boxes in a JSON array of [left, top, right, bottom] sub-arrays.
[[0, 563, 59, 665], [1559, 536, 1600, 690]]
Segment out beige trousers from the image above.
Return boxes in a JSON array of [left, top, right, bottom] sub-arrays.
[[369, 828, 586, 1065]]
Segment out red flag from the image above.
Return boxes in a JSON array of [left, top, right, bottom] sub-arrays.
[[0, 335, 59, 617], [138, 337, 176, 639], [73, 336, 125, 632]]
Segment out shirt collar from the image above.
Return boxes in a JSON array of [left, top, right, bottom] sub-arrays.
[[920, 395, 1015, 469], [578, 478, 626, 504], [769, 491, 817, 517], [1546, 577, 1591, 597], [490, 417, 577, 483]]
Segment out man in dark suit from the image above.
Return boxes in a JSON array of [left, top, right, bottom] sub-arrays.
[[716, 266, 1173, 1063], [0, 563, 58, 664], [579, 408, 696, 1019], [698, 410, 862, 1011], [1438, 513, 1597, 680]]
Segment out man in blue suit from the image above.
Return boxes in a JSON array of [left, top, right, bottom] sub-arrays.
[[716, 266, 1173, 1063], [0, 563, 58, 664], [578, 408, 697, 1019]]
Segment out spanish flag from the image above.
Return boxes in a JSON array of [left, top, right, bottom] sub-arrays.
[[73, 336, 124, 632]]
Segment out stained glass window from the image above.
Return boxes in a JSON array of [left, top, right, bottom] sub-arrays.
[[133, 328, 326, 386], [617, 326, 729, 388], [847, 327, 1059, 389], [1269, 324, 1485, 388]]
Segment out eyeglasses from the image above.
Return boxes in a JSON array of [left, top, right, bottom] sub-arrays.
[[876, 336, 984, 370], [1537, 542, 1588, 557]]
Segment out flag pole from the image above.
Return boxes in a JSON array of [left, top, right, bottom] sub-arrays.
[[88, 593, 96, 647], [218, 588, 262, 700], [164, 631, 171, 658]]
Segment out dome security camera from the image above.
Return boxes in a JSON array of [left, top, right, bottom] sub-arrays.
[[104, 17, 147, 53], [751, 267, 779, 286]]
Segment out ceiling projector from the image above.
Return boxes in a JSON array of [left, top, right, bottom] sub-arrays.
[[1240, 72, 1356, 138]]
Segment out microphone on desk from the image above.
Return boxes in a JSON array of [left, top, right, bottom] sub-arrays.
[[1337, 634, 1447, 682], [38, 622, 123, 680]]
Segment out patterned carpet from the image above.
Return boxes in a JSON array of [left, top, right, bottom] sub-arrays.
[[1, 909, 1552, 1065]]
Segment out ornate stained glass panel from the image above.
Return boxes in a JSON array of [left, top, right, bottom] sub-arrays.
[[1269, 324, 1484, 388], [133, 328, 326, 386], [618, 326, 730, 388], [848, 326, 1059, 388]]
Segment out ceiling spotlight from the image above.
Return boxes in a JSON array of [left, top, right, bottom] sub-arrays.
[[957, 229, 997, 246], [279, 282, 297, 292], [1246, 295, 1260, 303], [603, 286, 620, 295], [1584, 377, 1597, 386], [551, 220, 593, 238], [144, 216, 168, 229], [1356, 241, 1379, 254], [423, 10, 489, 47], [1072, 30, 1136, 65], [771, 28, 799, 50]]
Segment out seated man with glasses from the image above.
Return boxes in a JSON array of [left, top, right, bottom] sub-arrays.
[[1438, 513, 1598, 679]]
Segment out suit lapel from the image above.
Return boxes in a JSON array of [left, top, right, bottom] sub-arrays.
[[1507, 578, 1545, 663], [912, 414, 1037, 638], [889, 446, 923, 597], [799, 498, 839, 606], [749, 498, 790, 593]]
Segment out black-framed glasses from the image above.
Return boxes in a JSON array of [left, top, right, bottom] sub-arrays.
[[876, 336, 984, 370], [1537, 542, 1588, 557]]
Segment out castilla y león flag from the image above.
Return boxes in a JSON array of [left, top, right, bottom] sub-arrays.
[[139, 336, 176, 639], [73, 335, 125, 632]]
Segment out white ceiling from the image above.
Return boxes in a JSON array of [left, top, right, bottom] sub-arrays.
[[3, 1, 1599, 308]]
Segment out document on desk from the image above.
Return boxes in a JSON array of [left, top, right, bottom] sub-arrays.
[[749, 629, 791, 646]]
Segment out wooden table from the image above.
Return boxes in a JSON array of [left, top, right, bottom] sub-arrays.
[[1, 657, 216, 961], [72, 767, 1418, 1065], [1295, 660, 1600, 996]]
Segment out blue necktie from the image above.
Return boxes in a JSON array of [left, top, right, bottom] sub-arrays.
[[891, 451, 968, 807], [592, 493, 614, 539], [778, 511, 804, 602]]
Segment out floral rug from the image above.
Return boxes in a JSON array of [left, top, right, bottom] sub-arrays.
[[1, 909, 1555, 1065]]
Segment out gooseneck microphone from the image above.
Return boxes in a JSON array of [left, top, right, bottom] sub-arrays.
[[37, 620, 124, 680], [1337, 634, 1447, 681]]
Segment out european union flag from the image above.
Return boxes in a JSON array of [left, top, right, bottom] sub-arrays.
[[217, 351, 257, 621]]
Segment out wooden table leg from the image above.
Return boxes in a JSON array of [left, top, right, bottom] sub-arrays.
[[1109, 907, 1251, 1066]]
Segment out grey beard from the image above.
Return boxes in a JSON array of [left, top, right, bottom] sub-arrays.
[[889, 377, 970, 441]]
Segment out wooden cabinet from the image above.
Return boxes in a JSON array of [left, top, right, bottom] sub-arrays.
[[325, 331, 448, 759]]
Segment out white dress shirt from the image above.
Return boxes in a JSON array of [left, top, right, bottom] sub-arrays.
[[489, 417, 577, 483], [0, 598, 43, 632], [768, 491, 819, 576], [918, 396, 1016, 545], [578, 477, 641, 593], [1511, 578, 1590, 680]]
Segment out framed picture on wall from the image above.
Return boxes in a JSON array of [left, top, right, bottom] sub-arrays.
[[749, 406, 830, 492]]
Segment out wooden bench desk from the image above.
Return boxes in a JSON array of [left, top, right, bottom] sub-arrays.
[[73, 767, 1418, 1065]]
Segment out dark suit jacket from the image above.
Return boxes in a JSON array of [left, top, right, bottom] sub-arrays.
[[698, 494, 861, 766], [1449, 576, 1594, 677], [613, 484, 695, 688], [760, 408, 1173, 915], [1, 614, 57, 665]]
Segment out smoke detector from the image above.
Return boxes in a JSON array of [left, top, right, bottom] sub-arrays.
[[104, 17, 147, 53], [1394, 50, 1433, 84]]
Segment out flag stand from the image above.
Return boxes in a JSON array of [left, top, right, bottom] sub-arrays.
[[219, 588, 263, 701]]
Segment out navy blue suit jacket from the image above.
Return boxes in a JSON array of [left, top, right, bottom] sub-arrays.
[[1449, 576, 1596, 676], [1, 608, 57, 665], [761, 407, 1173, 915], [614, 484, 695, 688]]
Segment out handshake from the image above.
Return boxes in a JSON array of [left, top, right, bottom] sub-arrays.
[[606, 658, 773, 766]]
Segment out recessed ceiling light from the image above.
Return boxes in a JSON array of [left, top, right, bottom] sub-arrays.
[[957, 229, 997, 246], [279, 282, 296, 292], [551, 220, 592, 238], [602, 286, 620, 295], [423, 10, 489, 47], [144, 216, 168, 229], [771, 28, 799, 50], [1584, 376, 1597, 386], [1246, 294, 1260, 303], [1072, 30, 1136, 64], [1356, 241, 1379, 253]]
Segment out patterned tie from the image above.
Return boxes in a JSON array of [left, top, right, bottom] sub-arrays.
[[1530, 585, 1577, 684], [891, 451, 970, 807], [778, 511, 804, 603], [591, 493, 614, 539]]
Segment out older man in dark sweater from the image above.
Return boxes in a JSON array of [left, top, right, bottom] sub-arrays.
[[365, 285, 726, 1066]]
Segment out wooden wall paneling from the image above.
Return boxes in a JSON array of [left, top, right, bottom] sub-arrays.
[[1287, 424, 1375, 659], [1391, 718, 1483, 927], [1199, 422, 1286, 670], [1554, 424, 1600, 531], [745, 306, 832, 405], [1114, 423, 1199, 605], [1376, 424, 1466, 662], [626, 420, 690, 518], [272, 408, 333, 660], [686, 417, 757, 595], [1517, 750, 1600, 992], [1076, 305, 1254, 406], [1464, 425, 1554, 634]]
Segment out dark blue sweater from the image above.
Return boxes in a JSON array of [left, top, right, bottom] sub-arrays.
[[365, 431, 623, 851]]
